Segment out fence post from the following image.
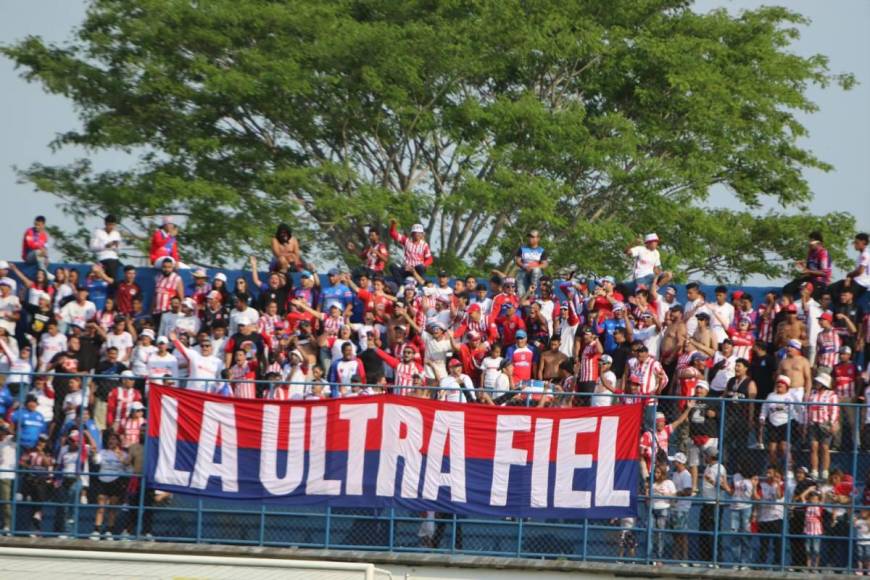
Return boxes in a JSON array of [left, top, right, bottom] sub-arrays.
[[712, 396, 726, 567], [9, 375, 28, 536], [195, 497, 203, 543], [324, 506, 331, 548], [645, 404, 656, 565], [780, 407, 793, 571], [846, 400, 860, 575], [258, 503, 266, 546], [516, 516, 524, 557], [582, 518, 589, 561], [134, 387, 152, 540]]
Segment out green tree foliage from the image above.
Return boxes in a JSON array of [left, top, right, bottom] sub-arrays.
[[2, 0, 856, 281]]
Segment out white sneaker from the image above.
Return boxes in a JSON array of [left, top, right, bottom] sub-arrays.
[[89, 530, 101, 540], [119, 532, 131, 542], [103, 532, 114, 541], [144, 533, 154, 541], [821, 470, 829, 480], [58, 535, 69, 539], [810, 469, 819, 479], [1, 527, 9, 536]]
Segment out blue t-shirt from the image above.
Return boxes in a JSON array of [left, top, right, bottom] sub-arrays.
[[11, 409, 47, 448], [599, 318, 627, 354], [86, 277, 110, 310], [0, 386, 13, 418], [321, 283, 353, 312]]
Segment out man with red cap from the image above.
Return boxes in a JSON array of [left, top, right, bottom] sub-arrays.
[[436, 358, 478, 403], [774, 303, 807, 350], [815, 311, 841, 370]]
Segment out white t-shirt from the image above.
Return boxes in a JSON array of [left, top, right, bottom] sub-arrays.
[[105, 331, 134, 362], [439, 374, 474, 403], [708, 302, 735, 344], [229, 307, 260, 336], [480, 356, 503, 390], [757, 481, 784, 522], [701, 462, 728, 502], [39, 332, 67, 369], [59, 300, 97, 332], [629, 245, 661, 279], [672, 469, 693, 512], [90, 228, 122, 261], [0, 294, 21, 334], [131, 344, 157, 376], [146, 352, 179, 384], [709, 352, 736, 393], [854, 247, 870, 288], [731, 474, 755, 510], [652, 479, 677, 510], [182, 349, 225, 392], [590, 371, 618, 407]]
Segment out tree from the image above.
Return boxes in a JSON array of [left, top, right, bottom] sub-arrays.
[[2, 0, 856, 281]]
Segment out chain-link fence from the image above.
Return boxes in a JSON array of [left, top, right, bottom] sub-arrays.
[[0, 372, 868, 574]]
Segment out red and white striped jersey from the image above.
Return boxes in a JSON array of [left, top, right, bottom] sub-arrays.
[[804, 505, 823, 535], [815, 329, 841, 369], [153, 272, 181, 313], [119, 416, 146, 448], [676, 351, 694, 372], [269, 384, 294, 400], [107, 386, 141, 426], [228, 361, 258, 399], [393, 362, 423, 394], [728, 329, 755, 361], [757, 304, 779, 344], [390, 230, 432, 269], [322, 315, 343, 337], [627, 357, 667, 405], [808, 389, 839, 424], [833, 362, 857, 400], [578, 342, 601, 383]]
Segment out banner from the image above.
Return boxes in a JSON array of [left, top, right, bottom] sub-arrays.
[[145, 386, 642, 518]]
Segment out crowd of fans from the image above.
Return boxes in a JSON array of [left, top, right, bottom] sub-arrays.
[[1, 214, 869, 571]]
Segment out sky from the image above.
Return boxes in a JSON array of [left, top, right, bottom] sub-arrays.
[[0, 0, 868, 282]]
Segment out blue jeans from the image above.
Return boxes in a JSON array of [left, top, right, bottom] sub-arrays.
[[653, 508, 669, 559], [728, 508, 752, 564], [517, 267, 543, 297]]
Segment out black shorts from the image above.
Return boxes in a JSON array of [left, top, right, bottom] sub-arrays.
[[98, 477, 128, 498], [765, 421, 796, 444], [808, 423, 833, 446]]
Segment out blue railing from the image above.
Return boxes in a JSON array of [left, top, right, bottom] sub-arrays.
[[0, 371, 867, 573]]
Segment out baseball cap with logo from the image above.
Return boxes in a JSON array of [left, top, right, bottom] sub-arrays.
[[787, 339, 802, 350], [644, 233, 659, 243]]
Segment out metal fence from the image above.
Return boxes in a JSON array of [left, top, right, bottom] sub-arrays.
[[0, 371, 868, 573]]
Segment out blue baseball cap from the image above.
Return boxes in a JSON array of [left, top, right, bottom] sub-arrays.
[[327, 268, 340, 276], [515, 329, 528, 339]]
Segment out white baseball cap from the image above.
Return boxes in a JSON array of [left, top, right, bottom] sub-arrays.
[[644, 233, 659, 243], [0, 260, 9, 269], [156, 336, 170, 345], [410, 223, 425, 234], [141, 329, 155, 339], [673, 452, 688, 464], [214, 272, 228, 282], [155, 256, 175, 268], [120, 370, 136, 378]]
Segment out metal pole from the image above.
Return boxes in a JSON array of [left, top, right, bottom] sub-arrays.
[[712, 396, 726, 567], [9, 372, 28, 535], [195, 497, 203, 543], [258, 504, 266, 546], [582, 517, 589, 561], [134, 384, 151, 539], [388, 507, 395, 550], [846, 400, 860, 575], [516, 516, 524, 557], [780, 402, 792, 571], [645, 403, 656, 565], [324, 506, 331, 548]]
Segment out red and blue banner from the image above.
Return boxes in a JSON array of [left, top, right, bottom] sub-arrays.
[[145, 386, 642, 518]]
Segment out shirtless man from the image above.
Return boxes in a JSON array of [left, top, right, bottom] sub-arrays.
[[779, 339, 812, 398], [687, 312, 716, 357], [538, 335, 568, 382], [774, 303, 807, 349], [660, 306, 687, 370]]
